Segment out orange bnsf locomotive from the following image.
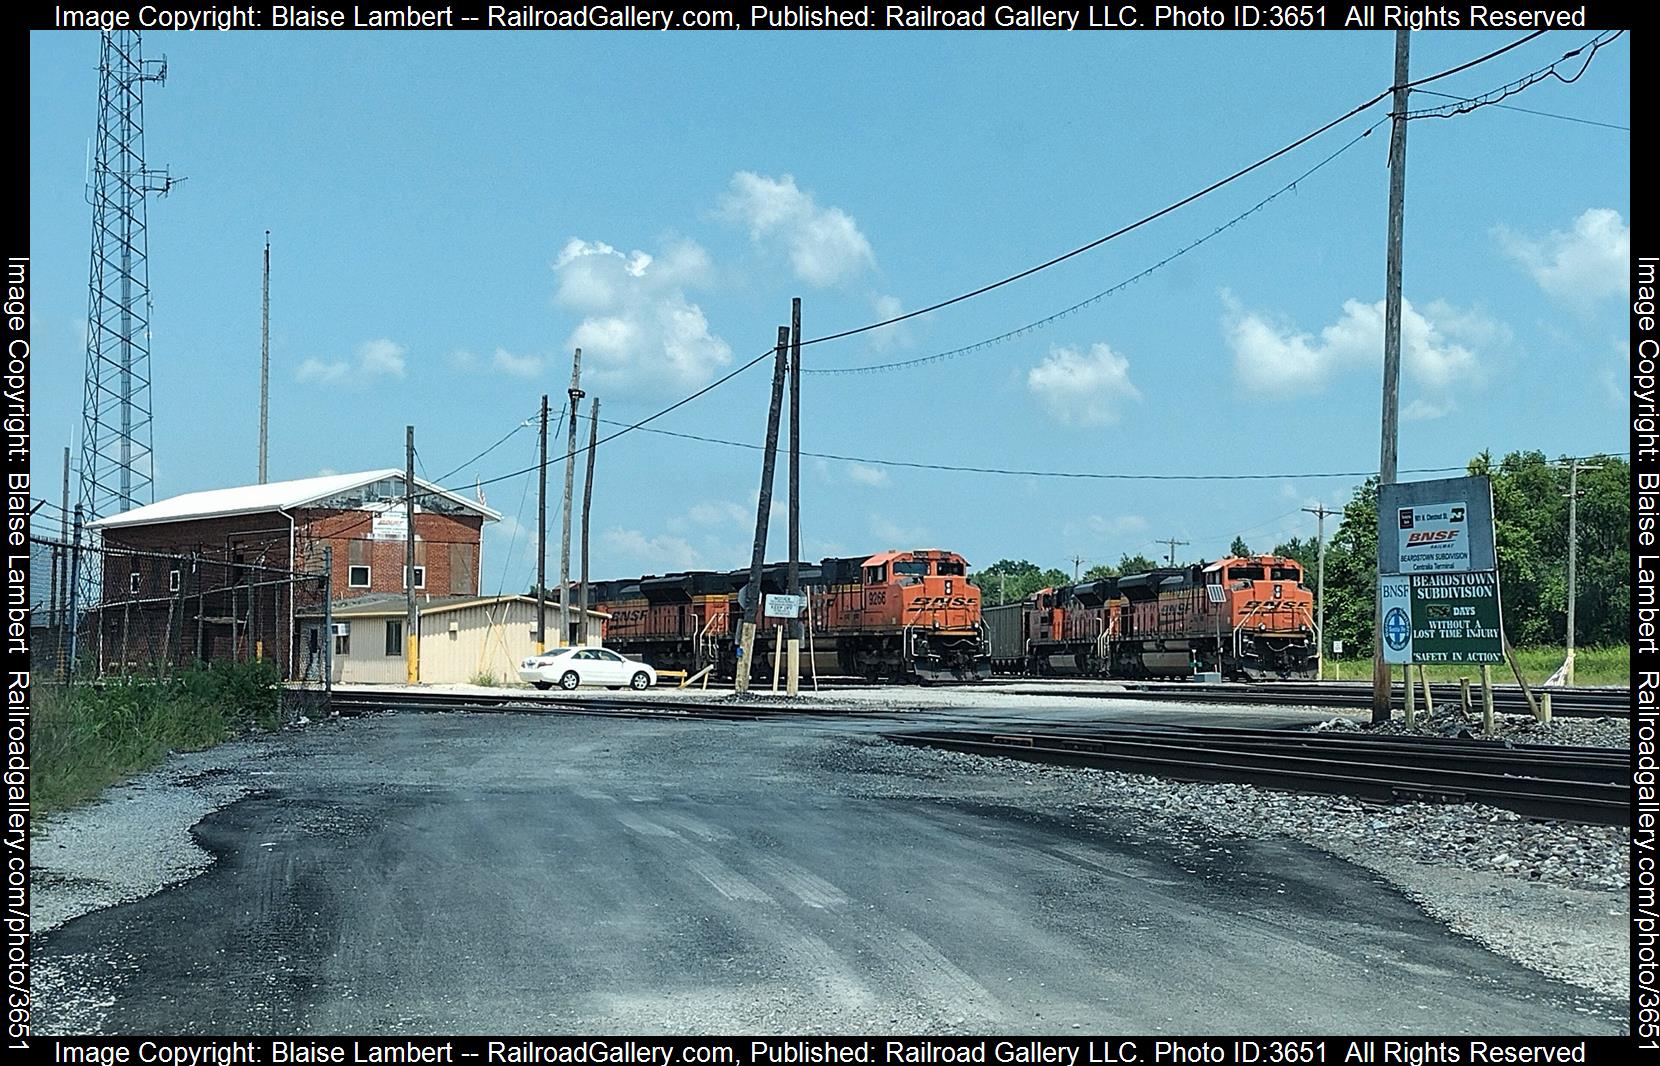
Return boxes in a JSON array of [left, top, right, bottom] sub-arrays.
[[589, 548, 991, 683], [984, 554, 1317, 680]]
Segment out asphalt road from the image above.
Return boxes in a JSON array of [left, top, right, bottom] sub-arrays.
[[34, 709, 1622, 1034]]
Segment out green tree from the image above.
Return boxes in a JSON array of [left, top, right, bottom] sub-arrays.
[[1228, 536, 1251, 558], [1117, 553, 1160, 573], [968, 559, 1068, 605], [1082, 563, 1118, 581], [1271, 535, 1319, 577]]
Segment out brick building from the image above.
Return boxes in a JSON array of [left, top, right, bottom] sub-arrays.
[[87, 469, 500, 678]]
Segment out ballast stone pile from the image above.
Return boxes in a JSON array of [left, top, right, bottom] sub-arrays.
[[1310, 711, 1628, 749]]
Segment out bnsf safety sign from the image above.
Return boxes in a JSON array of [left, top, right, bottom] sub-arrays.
[[1396, 500, 1470, 574]]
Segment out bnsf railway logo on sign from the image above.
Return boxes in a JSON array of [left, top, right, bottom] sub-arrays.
[[1395, 500, 1469, 573]]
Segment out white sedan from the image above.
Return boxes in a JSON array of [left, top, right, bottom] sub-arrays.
[[518, 647, 658, 691]]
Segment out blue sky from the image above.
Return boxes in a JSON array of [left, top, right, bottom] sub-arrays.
[[29, 29, 1631, 589]]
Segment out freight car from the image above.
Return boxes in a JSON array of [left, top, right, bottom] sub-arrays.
[[985, 555, 1317, 680], [589, 548, 991, 683]]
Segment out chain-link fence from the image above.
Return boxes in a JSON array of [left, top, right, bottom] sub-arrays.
[[30, 533, 332, 721]]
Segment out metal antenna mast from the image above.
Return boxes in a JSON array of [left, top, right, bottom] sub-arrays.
[[80, 29, 176, 521]]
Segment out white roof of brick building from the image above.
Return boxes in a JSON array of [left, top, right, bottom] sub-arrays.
[[89, 469, 502, 529]]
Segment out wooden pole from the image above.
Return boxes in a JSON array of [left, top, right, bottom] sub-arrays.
[[1480, 663, 1495, 737], [1540, 690, 1553, 726], [1504, 636, 1541, 719], [1459, 675, 1471, 720], [405, 425, 419, 684], [1418, 664, 1434, 720], [579, 398, 598, 646], [561, 349, 585, 647], [1403, 663, 1415, 728], [535, 394, 548, 653], [772, 625, 783, 693], [1372, 28, 1410, 725], [735, 328, 790, 693], [787, 297, 802, 697]]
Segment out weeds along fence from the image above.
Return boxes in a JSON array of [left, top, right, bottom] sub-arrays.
[[29, 533, 332, 722]]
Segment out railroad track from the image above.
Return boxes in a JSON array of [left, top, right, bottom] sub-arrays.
[[990, 679, 1629, 718], [885, 723, 1628, 825]]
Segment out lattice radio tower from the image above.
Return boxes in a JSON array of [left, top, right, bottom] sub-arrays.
[[79, 30, 176, 522]]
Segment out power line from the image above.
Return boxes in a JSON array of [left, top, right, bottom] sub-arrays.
[[807, 120, 1386, 376], [1410, 88, 1628, 132], [591, 416, 1631, 483], [1403, 31, 1624, 123]]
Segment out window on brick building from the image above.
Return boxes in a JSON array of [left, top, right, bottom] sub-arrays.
[[349, 565, 371, 588], [168, 569, 181, 593], [404, 566, 425, 590], [129, 571, 141, 595]]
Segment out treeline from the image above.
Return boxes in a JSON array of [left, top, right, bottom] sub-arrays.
[[970, 450, 1629, 651]]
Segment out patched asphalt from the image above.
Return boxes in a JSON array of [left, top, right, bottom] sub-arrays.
[[32, 710, 1624, 1034]]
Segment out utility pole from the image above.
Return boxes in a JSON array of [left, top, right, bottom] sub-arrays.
[[1159, 538, 1189, 567], [736, 327, 791, 694], [1562, 457, 1602, 685], [54, 447, 70, 625], [535, 394, 548, 654], [1069, 555, 1086, 582], [405, 425, 418, 685], [258, 231, 270, 484], [1303, 504, 1337, 680], [579, 398, 599, 646], [560, 348, 584, 647], [787, 298, 803, 697], [1373, 28, 1410, 724]]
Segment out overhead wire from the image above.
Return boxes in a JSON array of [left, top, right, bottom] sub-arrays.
[[806, 118, 1387, 375], [1403, 31, 1623, 123]]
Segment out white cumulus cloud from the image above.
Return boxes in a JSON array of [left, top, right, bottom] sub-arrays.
[[602, 527, 703, 573], [491, 348, 544, 379], [554, 238, 731, 393], [295, 338, 406, 385], [1224, 294, 1496, 418], [721, 172, 874, 287], [847, 463, 890, 487], [1497, 208, 1629, 304], [1026, 343, 1142, 426]]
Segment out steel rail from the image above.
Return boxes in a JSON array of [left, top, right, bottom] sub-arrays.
[[885, 728, 1628, 825]]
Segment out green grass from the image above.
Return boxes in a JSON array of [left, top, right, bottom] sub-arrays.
[[31, 661, 283, 816], [1320, 645, 1628, 685], [469, 670, 502, 687]]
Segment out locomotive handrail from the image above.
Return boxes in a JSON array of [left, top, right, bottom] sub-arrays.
[[1232, 597, 1272, 660]]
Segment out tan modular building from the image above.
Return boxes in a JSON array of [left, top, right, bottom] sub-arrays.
[[314, 594, 608, 686]]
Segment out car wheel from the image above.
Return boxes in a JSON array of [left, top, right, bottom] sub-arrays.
[[533, 681, 552, 691], [630, 671, 651, 690], [559, 670, 581, 691]]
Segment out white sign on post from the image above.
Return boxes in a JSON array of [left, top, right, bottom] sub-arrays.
[[1332, 640, 1344, 656], [1395, 500, 1470, 573], [764, 594, 805, 618]]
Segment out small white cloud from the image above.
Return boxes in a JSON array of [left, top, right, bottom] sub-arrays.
[[866, 293, 909, 352], [1224, 294, 1492, 418], [491, 348, 544, 379], [1497, 208, 1629, 304], [296, 338, 406, 385], [602, 527, 703, 572], [869, 514, 927, 546], [686, 500, 750, 527], [296, 358, 348, 384], [554, 238, 731, 393], [721, 172, 874, 287], [449, 350, 480, 371], [1026, 343, 1141, 426], [358, 338, 407, 377], [847, 463, 890, 487]]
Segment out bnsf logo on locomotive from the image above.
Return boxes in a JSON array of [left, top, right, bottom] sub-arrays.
[[910, 596, 972, 609], [610, 609, 650, 627], [1405, 529, 1459, 545]]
